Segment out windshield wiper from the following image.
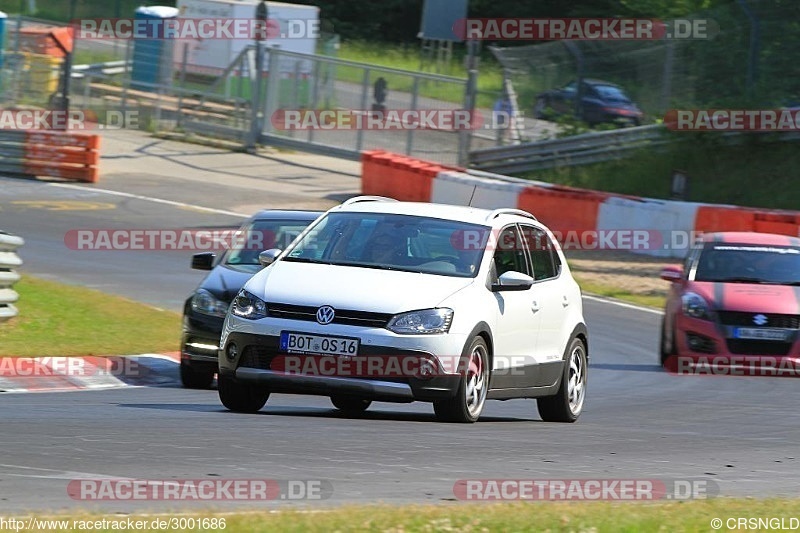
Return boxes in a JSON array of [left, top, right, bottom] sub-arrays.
[[281, 256, 329, 264]]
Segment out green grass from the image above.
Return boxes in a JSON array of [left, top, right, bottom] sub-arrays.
[[524, 137, 800, 210], [13, 499, 800, 532], [574, 275, 666, 309], [0, 275, 180, 356]]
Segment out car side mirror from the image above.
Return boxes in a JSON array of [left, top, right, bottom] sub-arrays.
[[491, 271, 534, 292], [259, 248, 282, 267], [660, 265, 684, 282], [191, 252, 215, 271]]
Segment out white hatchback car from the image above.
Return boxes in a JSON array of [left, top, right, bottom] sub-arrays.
[[218, 197, 588, 423]]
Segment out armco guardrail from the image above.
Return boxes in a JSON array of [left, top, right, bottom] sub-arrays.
[[469, 124, 667, 174], [363, 150, 800, 259], [0, 232, 24, 323], [0, 130, 100, 182]]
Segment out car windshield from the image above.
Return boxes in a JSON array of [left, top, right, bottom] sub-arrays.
[[223, 219, 312, 268], [593, 84, 631, 102], [694, 244, 800, 285], [283, 212, 490, 278]]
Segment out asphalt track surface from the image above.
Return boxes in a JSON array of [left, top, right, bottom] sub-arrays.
[[2, 175, 800, 514]]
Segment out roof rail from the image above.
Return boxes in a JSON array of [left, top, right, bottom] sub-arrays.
[[485, 208, 537, 222], [340, 196, 399, 207]]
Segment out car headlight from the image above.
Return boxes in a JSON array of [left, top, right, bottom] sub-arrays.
[[230, 290, 268, 320], [191, 289, 229, 318], [387, 308, 453, 335], [681, 292, 713, 320]]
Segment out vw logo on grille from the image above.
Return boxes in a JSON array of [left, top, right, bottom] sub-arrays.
[[753, 314, 768, 326], [316, 305, 335, 325]]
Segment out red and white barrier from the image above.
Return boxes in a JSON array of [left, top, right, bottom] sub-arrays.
[[361, 150, 800, 258]]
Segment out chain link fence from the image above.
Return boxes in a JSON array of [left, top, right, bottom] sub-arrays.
[[0, 15, 487, 164], [260, 48, 486, 164], [490, 1, 800, 125]]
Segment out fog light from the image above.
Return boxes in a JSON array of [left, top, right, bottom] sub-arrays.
[[226, 343, 238, 361]]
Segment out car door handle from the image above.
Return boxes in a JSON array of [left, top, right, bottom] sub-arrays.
[[531, 301, 540, 313]]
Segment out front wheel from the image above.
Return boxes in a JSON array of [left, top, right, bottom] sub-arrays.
[[331, 396, 371, 415], [218, 373, 270, 413], [537, 337, 587, 423], [660, 319, 676, 367], [433, 336, 490, 423]]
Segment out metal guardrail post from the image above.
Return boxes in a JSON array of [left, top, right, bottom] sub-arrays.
[[262, 48, 281, 137], [355, 68, 370, 153], [121, 40, 132, 116], [308, 60, 321, 144], [458, 69, 478, 167], [177, 43, 189, 129], [0, 232, 24, 323], [406, 77, 420, 156]]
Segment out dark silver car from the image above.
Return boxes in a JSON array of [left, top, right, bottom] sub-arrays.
[[181, 210, 320, 388]]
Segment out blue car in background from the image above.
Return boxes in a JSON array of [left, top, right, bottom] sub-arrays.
[[534, 79, 644, 126]]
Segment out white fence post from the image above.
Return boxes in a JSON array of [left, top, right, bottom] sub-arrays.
[[0, 232, 24, 323]]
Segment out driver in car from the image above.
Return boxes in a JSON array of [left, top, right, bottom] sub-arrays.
[[366, 232, 406, 264]]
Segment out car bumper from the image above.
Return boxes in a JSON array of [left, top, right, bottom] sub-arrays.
[[181, 311, 225, 370], [219, 331, 464, 401], [668, 314, 800, 376]]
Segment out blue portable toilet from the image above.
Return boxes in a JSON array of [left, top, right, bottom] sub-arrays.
[[130, 6, 179, 91], [0, 12, 6, 72]]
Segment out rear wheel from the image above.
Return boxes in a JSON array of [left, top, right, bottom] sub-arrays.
[[180, 361, 215, 389], [534, 97, 548, 119], [330, 396, 371, 415], [433, 336, 489, 423], [218, 373, 269, 413], [538, 337, 587, 423]]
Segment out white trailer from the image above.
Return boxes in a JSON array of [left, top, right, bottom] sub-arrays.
[[174, 0, 320, 76]]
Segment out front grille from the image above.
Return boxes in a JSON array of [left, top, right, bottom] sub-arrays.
[[686, 333, 717, 354], [726, 339, 793, 356], [266, 302, 392, 328], [718, 311, 800, 329]]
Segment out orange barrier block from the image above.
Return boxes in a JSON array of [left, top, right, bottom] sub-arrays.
[[517, 186, 605, 237], [22, 162, 98, 182], [752, 212, 800, 237], [694, 206, 755, 233], [20, 131, 101, 183], [360, 150, 460, 202], [360, 150, 388, 195], [25, 131, 100, 150], [26, 146, 99, 166]]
